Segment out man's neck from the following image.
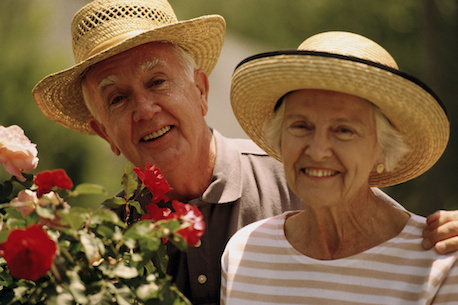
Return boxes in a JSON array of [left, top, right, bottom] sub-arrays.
[[165, 134, 216, 202]]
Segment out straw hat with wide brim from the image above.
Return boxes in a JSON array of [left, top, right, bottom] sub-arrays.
[[32, 0, 226, 134], [231, 31, 449, 187]]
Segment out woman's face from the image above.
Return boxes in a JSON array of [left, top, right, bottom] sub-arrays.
[[280, 89, 381, 206]]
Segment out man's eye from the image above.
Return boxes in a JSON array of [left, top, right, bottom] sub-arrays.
[[110, 95, 125, 105], [149, 79, 165, 87]]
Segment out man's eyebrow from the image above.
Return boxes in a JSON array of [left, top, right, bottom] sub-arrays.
[[98, 75, 117, 91], [139, 59, 160, 73], [97, 59, 162, 92]]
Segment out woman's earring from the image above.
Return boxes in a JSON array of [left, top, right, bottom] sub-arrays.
[[376, 164, 384, 174]]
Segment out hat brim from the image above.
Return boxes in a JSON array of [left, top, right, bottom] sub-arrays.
[[231, 51, 450, 187], [33, 15, 225, 134]]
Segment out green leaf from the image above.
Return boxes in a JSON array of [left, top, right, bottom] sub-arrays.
[[0, 229, 11, 243], [100, 197, 126, 209], [0, 286, 15, 304], [123, 221, 151, 240], [90, 209, 126, 228], [13, 173, 34, 189], [121, 162, 138, 200], [67, 267, 89, 304], [36, 204, 56, 220], [112, 264, 139, 279], [46, 291, 75, 305], [127, 200, 143, 215], [5, 217, 27, 229], [109, 283, 135, 305], [95, 225, 115, 240], [3, 207, 24, 221], [79, 231, 105, 261], [58, 208, 89, 230], [136, 281, 159, 301], [0, 181, 13, 201], [151, 242, 168, 275], [70, 183, 107, 197]]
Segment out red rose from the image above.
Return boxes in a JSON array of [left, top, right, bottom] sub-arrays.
[[0, 224, 57, 280], [34, 169, 73, 198], [141, 202, 173, 222], [133, 163, 172, 204], [142, 200, 205, 247], [171, 201, 205, 247]]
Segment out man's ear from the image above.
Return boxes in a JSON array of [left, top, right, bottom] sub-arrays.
[[88, 117, 121, 156], [193, 69, 209, 116]]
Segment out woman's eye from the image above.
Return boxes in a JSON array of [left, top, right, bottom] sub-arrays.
[[287, 122, 311, 136], [335, 126, 356, 139], [292, 122, 309, 129]]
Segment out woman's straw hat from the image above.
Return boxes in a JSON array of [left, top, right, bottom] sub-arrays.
[[32, 0, 225, 134], [231, 31, 449, 187]]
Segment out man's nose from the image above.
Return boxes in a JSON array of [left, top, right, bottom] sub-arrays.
[[133, 92, 161, 122]]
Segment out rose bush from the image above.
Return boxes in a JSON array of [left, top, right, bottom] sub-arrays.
[[0, 126, 204, 305]]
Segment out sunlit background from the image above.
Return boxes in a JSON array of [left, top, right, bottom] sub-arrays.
[[1, 0, 457, 215]]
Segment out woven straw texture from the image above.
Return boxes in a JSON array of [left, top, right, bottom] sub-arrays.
[[231, 31, 449, 187], [33, 0, 225, 134]]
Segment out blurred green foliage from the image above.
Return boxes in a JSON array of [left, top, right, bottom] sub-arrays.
[[1, 0, 457, 215]]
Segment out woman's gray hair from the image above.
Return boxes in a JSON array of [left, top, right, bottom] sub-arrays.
[[264, 95, 410, 172], [82, 43, 197, 121]]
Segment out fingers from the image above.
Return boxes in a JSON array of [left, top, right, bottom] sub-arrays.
[[425, 210, 458, 228], [433, 236, 458, 254], [422, 210, 458, 254]]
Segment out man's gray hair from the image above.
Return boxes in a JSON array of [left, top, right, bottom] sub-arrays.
[[264, 94, 410, 172]]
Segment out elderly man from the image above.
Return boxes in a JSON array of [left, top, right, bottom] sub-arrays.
[[32, 0, 458, 304]]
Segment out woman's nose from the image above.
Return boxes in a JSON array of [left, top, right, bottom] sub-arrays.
[[304, 132, 332, 161]]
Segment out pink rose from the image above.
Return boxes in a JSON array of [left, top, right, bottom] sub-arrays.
[[0, 125, 38, 182], [11, 189, 70, 228]]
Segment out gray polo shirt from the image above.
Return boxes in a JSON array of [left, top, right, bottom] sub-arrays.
[[166, 129, 303, 304]]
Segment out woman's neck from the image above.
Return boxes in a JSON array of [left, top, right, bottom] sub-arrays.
[[284, 189, 410, 260]]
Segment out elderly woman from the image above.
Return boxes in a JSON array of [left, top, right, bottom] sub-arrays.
[[221, 31, 458, 304]]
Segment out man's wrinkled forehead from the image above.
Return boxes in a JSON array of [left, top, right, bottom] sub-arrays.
[[95, 59, 161, 91]]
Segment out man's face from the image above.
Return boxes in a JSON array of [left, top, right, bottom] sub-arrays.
[[83, 42, 210, 172]]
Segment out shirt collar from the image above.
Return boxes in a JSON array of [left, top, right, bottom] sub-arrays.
[[200, 129, 242, 204]]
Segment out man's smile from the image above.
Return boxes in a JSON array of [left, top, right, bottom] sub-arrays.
[[141, 125, 172, 142]]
